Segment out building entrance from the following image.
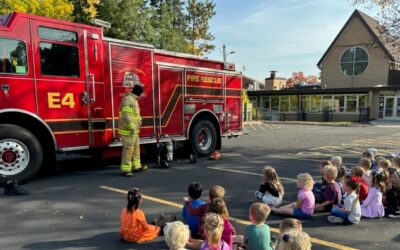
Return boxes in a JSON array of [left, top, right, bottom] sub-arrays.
[[383, 96, 400, 119]]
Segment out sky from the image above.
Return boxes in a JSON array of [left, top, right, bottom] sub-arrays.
[[206, 0, 378, 82]]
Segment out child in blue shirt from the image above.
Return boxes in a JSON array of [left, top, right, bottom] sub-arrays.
[[182, 182, 205, 238]]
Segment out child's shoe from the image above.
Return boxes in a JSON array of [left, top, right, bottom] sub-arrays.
[[327, 215, 344, 223]]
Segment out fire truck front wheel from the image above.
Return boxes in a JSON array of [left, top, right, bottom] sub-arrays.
[[190, 120, 217, 155], [0, 124, 43, 184]]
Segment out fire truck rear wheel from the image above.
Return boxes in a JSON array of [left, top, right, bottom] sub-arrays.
[[0, 124, 43, 184], [190, 120, 217, 156]]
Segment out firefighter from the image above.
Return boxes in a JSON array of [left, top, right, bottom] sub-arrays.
[[118, 84, 147, 177]]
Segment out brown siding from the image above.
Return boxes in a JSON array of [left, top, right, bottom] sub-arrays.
[[320, 16, 390, 88]]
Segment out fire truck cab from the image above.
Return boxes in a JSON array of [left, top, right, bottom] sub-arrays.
[[0, 13, 242, 183]]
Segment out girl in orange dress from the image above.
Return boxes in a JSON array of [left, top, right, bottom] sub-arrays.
[[120, 188, 160, 242]]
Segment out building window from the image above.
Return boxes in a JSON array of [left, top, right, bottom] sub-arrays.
[[300, 96, 311, 112], [261, 96, 271, 109], [289, 96, 298, 112], [271, 96, 279, 111], [340, 47, 368, 76], [0, 38, 28, 74], [311, 95, 321, 112], [346, 95, 357, 112], [334, 96, 345, 112]]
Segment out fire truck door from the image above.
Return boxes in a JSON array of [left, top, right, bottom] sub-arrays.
[[84, 30, 105, 146], [32, 22, 90, 148]]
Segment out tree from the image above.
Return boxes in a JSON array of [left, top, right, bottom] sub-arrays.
[[286, 71, 319, 88], [149, 0, 188, 52], [0, 0, 74, 20], [97, 0, 154, 43], [351, 0, 400, 48], [185, 0, 216, 55], [70, 0, 100, 24]]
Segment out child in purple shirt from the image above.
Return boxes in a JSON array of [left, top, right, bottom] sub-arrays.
[[271, 173, 315, 219], [315, 165, 342, 212]]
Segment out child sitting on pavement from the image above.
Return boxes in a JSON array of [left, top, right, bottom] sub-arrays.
[[315, 165, 342, 212], [312, 160, 331, 204], [255, 166, 284, 207], [183, 182, 206, 238], [361, 171, 386, 218], [276, 229, 311, 250], [164, 221, 190, 250], [243, 202, 272, 250], [358, 157, 372, 187], [328, 176, 361, 224], [271, 173, 315, 219], [351, 166, 369, 202], [120, 188, 160, 243], [200, 213, 231, 250], [207, 198, 236, 248], [184, 185, 225, 248], [386, 166, 400, 218]]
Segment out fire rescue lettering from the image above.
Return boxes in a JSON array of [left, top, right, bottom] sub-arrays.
[[48, 92, 75, 108], [187, 74, 222, 84]]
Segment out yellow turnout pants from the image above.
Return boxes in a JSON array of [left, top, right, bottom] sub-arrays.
[[120, 134, 141, 173]]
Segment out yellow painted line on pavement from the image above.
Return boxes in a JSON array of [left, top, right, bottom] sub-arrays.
[[207, 166, 297, 182], [100, 185, 358, 250]]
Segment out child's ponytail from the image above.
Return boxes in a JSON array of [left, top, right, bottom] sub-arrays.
[[127, 188, 142, 212]]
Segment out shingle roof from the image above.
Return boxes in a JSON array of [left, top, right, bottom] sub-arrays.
[[317, 10, 400, 68]]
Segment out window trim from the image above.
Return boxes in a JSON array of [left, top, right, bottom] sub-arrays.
[[339, 46, 369, 77], [39, 41, 81, 78], [0, 37, 29, 76]]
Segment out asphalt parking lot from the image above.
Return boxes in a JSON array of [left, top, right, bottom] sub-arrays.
[[1, 122, 400, 250]]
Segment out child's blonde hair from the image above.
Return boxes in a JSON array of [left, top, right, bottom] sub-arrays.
[[323, 165, 338, 180], [262, 166, 284, 195], [279, 218, 302, 235], [164, 221, 190, 250], [297, 173, 313, 190], [209, 185, 225, 200], [204, 213, 224, 247], [207, 198, 229, 219], [277, 229, 312, 250], [330, 156, 342, 167], [249, 202, 270, 224], [378, 159, 391, 170]]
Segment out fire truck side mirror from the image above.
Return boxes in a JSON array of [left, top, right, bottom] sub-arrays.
[[80, 92, 89, 104]]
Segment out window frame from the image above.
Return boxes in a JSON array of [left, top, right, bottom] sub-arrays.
[[37, 26, 81, 78], [0, 37, 29, 75], [339, 46, 369, 77]]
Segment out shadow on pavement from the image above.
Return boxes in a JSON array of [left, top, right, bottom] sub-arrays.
[[22, 232, 167, 250]]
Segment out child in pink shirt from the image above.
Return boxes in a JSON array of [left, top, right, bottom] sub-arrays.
[[271, 173, 315, 219], [361, 171, 385, 218]]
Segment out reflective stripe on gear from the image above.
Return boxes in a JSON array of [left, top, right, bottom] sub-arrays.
[[121, 164, 132, 172], [121, 107, 134, 114], [118, 129, 135, 136], [132, 159, 141, 168]]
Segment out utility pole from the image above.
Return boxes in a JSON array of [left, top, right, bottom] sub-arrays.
[[223, 44, 235, 63]]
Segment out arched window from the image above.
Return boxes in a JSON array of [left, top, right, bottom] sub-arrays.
[[340, 47, 368, 76]]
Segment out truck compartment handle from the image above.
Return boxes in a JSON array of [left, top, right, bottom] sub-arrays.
[[90, 73, 96, 103]]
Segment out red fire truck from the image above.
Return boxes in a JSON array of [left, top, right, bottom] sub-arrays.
[[0, 12, 242, 183]]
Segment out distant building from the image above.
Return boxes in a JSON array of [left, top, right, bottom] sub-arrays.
[[243, 75, 264, 90], [265, 71, 287, 90], [248, 10, 400, 121]]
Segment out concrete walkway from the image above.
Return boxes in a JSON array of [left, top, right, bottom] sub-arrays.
[[369, 120, 400, 127]]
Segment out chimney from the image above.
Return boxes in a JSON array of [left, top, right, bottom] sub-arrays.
[[270, 70, 277, 79]]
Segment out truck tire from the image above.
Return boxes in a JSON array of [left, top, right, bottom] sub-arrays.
[[0, 124, 43, 184], [190, 120, 217, 155]]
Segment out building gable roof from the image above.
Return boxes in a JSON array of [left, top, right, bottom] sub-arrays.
[[317, 10, 400, 68]]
